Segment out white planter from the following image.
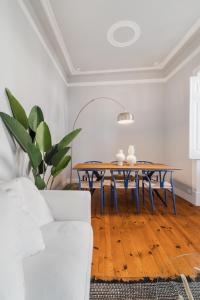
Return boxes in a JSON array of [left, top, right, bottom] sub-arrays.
[[126, 145, 136, 165], [116, 149, 125, 166], [127, 154, 136, 165]]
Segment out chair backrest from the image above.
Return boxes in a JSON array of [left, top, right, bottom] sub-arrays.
[[110, 169, 139, 188], [110, 161, 124, 175], [84, 161, 104, 177], [110, 161, 131, 185], [158, 170, 173, 187], [137, 161, 156, 180], [144, 170, 173, 188], [77, 161, 105, 189]]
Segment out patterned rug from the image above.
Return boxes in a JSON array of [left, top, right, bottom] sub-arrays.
[[90, 278, 200, 300]]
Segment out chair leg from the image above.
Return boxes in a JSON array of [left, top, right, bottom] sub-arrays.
[[171, 188, 176, 215], [100, 187, 104, 213], [132, 188, 135, 202], [164, 190, 168, 205], [142, 182, 145, 206], [110, 186, 113, 205], [149, 187, 155, 213], [134, 189, 140, 214], [113, 188, 118, 213], [103, 188, 105, 209]]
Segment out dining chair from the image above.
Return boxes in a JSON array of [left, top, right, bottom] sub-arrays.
[[76, 161, 107, 212], [110, 169, 139, 213], [143, 170, 176, 214], [137, 161, 154, 206]]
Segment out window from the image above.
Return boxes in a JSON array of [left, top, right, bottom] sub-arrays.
[[189, 72, 200, 158]]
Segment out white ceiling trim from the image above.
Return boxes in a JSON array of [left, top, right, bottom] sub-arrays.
[[160, 18, 200, 69], [165, 44, 200, 82], [40, 0, 161, 75], [69, 78, 165, 87], [72, 66, 160, 75], [39, 0, 200, 76], [17, 0, 200, 88], [69, 45, 200, 87], [39, 0, 75, 74], [73, 66, 162, 75], [17, 0, 69, 87]]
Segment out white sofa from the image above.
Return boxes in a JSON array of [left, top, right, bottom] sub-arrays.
[[0, 178, 93, 300], [24, 190, 93, 300]]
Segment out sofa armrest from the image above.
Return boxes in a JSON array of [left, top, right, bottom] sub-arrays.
[[40, 190, 91, 224]]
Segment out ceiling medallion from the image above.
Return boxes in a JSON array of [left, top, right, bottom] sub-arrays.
[[107, 20, 141, 48]]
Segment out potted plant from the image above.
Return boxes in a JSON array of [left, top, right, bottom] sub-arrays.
[[0, 88, 81, 190]]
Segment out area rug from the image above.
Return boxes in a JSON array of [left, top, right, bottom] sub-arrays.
[[90, 278, 200, 300]]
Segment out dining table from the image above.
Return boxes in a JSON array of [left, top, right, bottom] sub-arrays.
[[73, 162, 180, 172], [73, 162, 180, 209]]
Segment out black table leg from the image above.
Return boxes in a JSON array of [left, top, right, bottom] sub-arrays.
[[153, 189, 168, 207]]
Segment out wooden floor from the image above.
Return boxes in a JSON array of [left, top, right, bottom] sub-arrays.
[[91, 188, 200, 280]]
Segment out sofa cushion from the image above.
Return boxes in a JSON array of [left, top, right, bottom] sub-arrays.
[[0, 190, 46, 300], [0, 190, 45, 259], [23, 221, 93, 300], [0, 177, 53, 227], [0, 255, 25, 300]]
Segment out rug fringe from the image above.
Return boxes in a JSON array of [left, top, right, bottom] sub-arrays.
[[91, 275, 200, 284]]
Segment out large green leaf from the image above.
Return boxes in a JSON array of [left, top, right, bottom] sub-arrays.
[[34, 175, 46, 190], [27, 143, 42, 169], [44, 144, 58, 165], [38, 160, 46, 174], [0, 112, 32, 152], [51, 147, 70, 167], [29, 128, 36, 142], [58, 128, 81, 150], [36, 121, 52, 153], [5, 88, 28, 129], [51, 155, 71, 177], [28, 106, 44, 132]]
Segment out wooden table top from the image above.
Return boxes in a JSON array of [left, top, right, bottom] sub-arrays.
[[73, 162, 180, 171]]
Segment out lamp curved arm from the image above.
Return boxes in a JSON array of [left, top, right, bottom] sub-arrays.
[[70, 97, 129, 183], [72, 97, 126, 130]]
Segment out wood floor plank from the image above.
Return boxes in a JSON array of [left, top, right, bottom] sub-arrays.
[[91, 188, 200, 280]]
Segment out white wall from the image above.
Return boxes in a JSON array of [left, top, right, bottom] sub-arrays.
[[0, 0, 69, 184], [69, 83, 165, 179], [164, 52, 200, 204], [1, 0, 199, 198], [69, 54, 200, 205]]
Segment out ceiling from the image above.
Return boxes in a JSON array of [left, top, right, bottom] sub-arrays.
[[48, 0, 200, 74], [25, 0, 200, 84]]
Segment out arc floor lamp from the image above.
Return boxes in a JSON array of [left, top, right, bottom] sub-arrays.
[[70, 97, 134, 182]]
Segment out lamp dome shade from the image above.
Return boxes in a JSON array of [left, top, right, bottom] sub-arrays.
[[117, 112, 134, 124]]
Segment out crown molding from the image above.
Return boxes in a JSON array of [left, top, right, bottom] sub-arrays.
[[17, 0, 200, 88], [68, 78, 165, 87], [39, 0, 75, 74], [69, 45, 200, 87], [72, 65, 161, 75], [159, 18, 200, 69], [38, 0, 200, 76], [38, 0, 162, 75], [165, 44, 200, 82], [17, 0, 69, 87]]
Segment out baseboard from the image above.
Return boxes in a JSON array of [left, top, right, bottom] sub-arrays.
[[174, 186, 197, 205]]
